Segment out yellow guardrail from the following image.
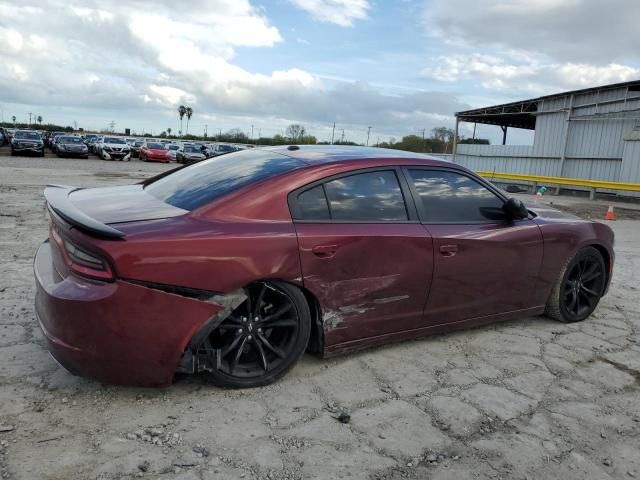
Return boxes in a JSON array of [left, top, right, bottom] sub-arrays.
[[476, 171, 640, 193]]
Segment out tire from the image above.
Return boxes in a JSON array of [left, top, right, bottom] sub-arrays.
[[545, 246, 606, 323], [204, 281, 311, 388]]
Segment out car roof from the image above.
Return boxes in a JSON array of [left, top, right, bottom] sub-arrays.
[[257, 145, 451, 166]]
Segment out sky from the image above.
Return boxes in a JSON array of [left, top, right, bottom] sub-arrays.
[[1, 0, 640, 144]]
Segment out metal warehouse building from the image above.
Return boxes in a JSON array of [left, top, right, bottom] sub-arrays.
[[453, 80, 640, 197]]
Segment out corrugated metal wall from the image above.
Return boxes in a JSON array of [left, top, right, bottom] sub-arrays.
[[455, 85, 640, 193]]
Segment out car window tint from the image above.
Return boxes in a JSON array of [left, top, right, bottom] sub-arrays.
[[296, 185, 330, 220], [146, 149, 304, 211], [408, 169, 505, 222], [323, 171, 408, 221]]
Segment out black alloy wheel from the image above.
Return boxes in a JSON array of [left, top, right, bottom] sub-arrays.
[[546, 246, 606, 323], [204, 281, 310, 388]]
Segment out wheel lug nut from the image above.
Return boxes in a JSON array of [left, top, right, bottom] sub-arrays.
[[237, 328, 243, 334], [254, 316, 259, 321], [257, 328, 262, 333], [247, 335, 253, 341], [241, 317, 247, 322]]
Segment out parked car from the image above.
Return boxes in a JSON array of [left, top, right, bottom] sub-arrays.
[[207, 143, 237, 157], [83, 134, 99, 147], [176, 144, 206, 164], [33, 146, 614, 388], [55, 136, 89, 159], [11, 130, 45, 156], [96, 136, 131, 161], [48, 132, 65, 150], [130, 140, 144, 158], [88, 136, 103, 154], [139, 141, 170, 163], [166, 144, 180, 161]]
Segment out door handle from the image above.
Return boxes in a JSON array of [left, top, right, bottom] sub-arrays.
[[439, 245, 458, 257], [312, 244, 338, 258]]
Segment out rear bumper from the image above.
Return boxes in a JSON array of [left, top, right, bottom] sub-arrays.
[[34, 241, 222, 386]]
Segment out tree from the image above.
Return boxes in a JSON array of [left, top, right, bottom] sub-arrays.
[[431, 126, 455, 143], [167, 127, 172, 136], [37, 115, 43, 125], [285, 123, 304, 141], [185, 107, 193, 135], [178, 105, 186, 136]]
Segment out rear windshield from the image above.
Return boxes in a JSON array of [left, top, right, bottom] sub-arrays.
[[59, 136, 83, 143], [146, 143, 164, 149], [184, 146, 201, 153], [146, 150, 304, 211]]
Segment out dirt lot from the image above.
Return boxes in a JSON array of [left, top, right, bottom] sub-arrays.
[[1, 150, 639, 480]]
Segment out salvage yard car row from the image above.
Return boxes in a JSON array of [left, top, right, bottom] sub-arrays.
[[0, 127, 245, 163]]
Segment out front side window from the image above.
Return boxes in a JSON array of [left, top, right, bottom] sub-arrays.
[[296, 171, 408, 222], [408, 169, 505, 223]]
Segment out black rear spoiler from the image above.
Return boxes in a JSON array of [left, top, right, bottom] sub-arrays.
[[44, 185, 125, 239]]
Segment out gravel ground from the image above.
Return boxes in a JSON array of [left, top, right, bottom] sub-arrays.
[[1, 151, 639, 480]]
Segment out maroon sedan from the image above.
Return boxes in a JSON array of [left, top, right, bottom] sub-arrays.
[[139, 142, 170, 163], [34, 146, 614, 388]]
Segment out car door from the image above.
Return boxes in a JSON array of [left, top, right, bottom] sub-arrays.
[[290, 168, 434, 347], [403, 167, 544, 325]]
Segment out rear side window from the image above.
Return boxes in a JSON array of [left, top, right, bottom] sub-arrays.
[[293, 170, 408, 222], [296, 185, 330, 220], [408, 169, 505, 222], [146, 149, 304, 211]]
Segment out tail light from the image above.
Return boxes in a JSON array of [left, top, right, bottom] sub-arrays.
[[51, 226, 114, 281]]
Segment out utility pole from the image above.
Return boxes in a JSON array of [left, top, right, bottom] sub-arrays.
[[331, 122, 335, 144], [109, 121, 115, 132], [421, 128, 426, 152], [341, 129, 345, 143], [251, 125, 254, 140], [204, 124, 208, 138], [28, 112, 33, 126], [366, 126, 372, 146]]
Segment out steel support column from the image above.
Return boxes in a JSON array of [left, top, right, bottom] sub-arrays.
[[558, 94, 574, 177]]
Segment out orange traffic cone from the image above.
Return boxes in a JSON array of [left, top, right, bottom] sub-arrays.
[[605, 205, 616, 221]]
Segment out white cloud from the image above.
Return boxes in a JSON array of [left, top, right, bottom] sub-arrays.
[[426, 53, 640, 96], [288, 0, 369, 26], [426, 0, 640, 64], [0, 0, 467, 142]]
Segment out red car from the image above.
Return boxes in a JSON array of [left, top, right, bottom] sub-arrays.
[[34, 146, 614, 388], [139, 141, 170, 163]]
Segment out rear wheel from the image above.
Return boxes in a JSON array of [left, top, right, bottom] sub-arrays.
[[545, 246, 606, 323], [204, 281, 310, 388]]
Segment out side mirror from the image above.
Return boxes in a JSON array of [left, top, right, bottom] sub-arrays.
[[503, 197, 529, 221]]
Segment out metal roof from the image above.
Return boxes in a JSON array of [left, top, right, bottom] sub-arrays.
[[455, 79, 640, 130]]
